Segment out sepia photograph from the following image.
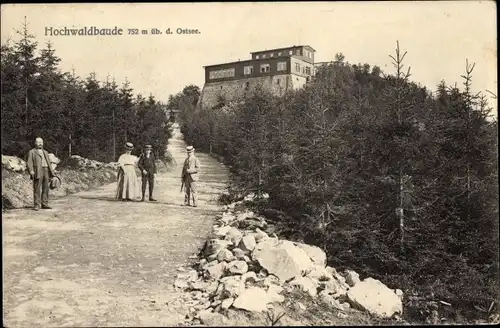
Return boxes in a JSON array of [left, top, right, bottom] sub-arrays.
[[1, 2, 498, 327]]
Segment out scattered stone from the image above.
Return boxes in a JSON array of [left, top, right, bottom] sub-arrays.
[[241, 271, 258, 283], [232, 287, 271, 312], [239, 234, 257, 253], [214, 225, 231, 237], [263, 275, 280, 287], [217, 249, 235, 262], [257, 269, 269, 278], [395, 289, 404, 300], [221, 212, 236, 225], [236, 210, 255, 221], [267, 285, 285, 303], [290, 276, 319, 297], [253, 239, 314, 281], [345, 270, 360, 287], [232, 248, 246, 259], [225, 227, 243, 246], [243, 255, 252, 263], [227, 260, 248, 275], [221, 277, 244, 298], [221, 297, 234, 309], [307, 265, 333, 281], [203, 239, 232, 257], [293, 242, 327, 266], [347, 277, 403, 318], [253, 228, 269, 243], [206, 262, 226, 280]]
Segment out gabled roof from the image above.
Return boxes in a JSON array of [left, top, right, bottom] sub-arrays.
[[250, 45, 316, 54]]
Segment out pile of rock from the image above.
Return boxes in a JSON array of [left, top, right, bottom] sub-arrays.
[[2, 153, 60, 172], [69, 155, 119, 170], [174, 201, 404, 324]]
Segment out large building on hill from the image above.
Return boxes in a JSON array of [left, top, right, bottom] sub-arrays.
[[198, 45, 316, 109]]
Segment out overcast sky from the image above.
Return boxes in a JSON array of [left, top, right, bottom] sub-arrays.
[[1, 2, 497, 117]]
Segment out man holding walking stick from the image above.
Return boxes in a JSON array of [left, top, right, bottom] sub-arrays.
[[181, 146, 200, 207]]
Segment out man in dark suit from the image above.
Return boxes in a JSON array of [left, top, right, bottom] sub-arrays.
[[26, 137, 56, 210], [137, 144, 157, 202]]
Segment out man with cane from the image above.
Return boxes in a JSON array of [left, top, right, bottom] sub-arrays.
[[138, 144, 157, 202], [181, 146, 200, 207]]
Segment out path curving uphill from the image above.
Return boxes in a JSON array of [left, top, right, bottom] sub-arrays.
[[2, 123, 229, 327]]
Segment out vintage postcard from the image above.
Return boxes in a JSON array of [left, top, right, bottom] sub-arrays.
[[1, 2, 498, 327]]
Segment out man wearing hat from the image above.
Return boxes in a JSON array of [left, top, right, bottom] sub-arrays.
[[26, 137, 57, 210], [181, 145, 200, 207], [137, 144, 157, 202]]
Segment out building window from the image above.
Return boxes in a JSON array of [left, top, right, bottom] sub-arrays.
[[244, 66, 254, 75], [262, 54, 266, 58], [304, 50, 308, 58], [289, 50, 293, 55], [295, 63, 300, 72], [278, 52, 282, 56], [209, 68, 236, 80], [277, 62, 287, 71], [260, 64, 270, 73], [256, 55, 259, 59], [302, 67, 305, 74], [306, 67, 311, 75], [296, 49, 301, 56], [270, 53, 274, 57]]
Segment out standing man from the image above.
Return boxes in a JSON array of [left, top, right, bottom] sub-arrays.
[[137, 144, 157, 202], [181, 146, 200, 207], [26, 137, 56, 211]]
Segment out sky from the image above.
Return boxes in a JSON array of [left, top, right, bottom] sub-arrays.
[[1, 2, 497, 117]]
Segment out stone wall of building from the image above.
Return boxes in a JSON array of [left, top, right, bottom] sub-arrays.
[[199, 74, 309, 110]]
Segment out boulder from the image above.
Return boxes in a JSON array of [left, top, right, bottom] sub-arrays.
[[2, 155, 26, 172], [319, 278, 349, 298], [236, 210, 255, 221], [239, 235, 256, 253], [243, 256, 252, 263], [293, 242, 327, 267], [217, 249, 235, 262], [227, 260, 248, 275], [225, 227, 243, 246], [345, 270, 360, 287], [232, 287, 271, 312], [346, 278, 403, 318], [290, 276, 319, 297], [263, 275, 280, 287], [252, 239, 314, 281]]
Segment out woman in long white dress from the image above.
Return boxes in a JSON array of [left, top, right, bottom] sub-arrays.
[[115, 142, 140, 201]]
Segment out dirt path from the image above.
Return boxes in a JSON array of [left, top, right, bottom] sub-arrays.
[[2, 124, 229, 327]]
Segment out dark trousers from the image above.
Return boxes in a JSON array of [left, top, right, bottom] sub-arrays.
[[141, 173, 155, 198], [33, 167, 50, 207]]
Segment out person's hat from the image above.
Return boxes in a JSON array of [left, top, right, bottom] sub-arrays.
[[144, 144, 153, 150], [125, 142, 134, 150], [186, 146, 195, 153], [49, 176, 62, 190]]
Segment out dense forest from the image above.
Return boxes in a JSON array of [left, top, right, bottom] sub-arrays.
[[176, 43, 498, 322], [1, 20, 173, 163]]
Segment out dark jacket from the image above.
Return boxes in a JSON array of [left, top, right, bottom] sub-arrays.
[[137, 153, 157, 174], [26, 148, 56, 179]]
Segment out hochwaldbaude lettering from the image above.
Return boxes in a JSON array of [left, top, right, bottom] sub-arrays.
[[45, 26, 123, 36]]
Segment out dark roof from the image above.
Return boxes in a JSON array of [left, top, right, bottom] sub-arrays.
[[250, 45, 316, 54], [203, 59, 254, 69]]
